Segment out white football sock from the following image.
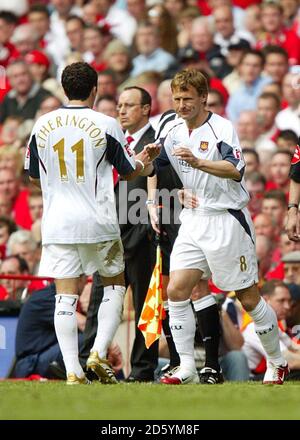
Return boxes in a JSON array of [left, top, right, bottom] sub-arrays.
[[54, 294, 83, 377], [249, 297, 285, 366], [168, 299, 196, 373], [91, 285, 125, 359]]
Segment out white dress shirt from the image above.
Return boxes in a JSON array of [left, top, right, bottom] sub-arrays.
[[125, 122, 151, 151]]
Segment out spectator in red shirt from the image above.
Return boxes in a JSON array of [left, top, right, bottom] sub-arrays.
[[261, 190, 287, 234], [0, 11, 18, 68], [0, 168, 32, 230], [24, 50, 50, 85], [256, 2, 300, 65], [262, 190, 288, 265], [198, 0, 261, 16], [265, 232, 300, 282], [266, 150, 292, 196], [84, 26, 108, 73], [28, 188, 43, 245], [254, 212, 278, 242], [28, 189, 43, 224], [0, 216, 17, 259], [277, 130, 299, 155], [254, 212, 281, 268], [233, 0, 261, 7], [0, 255, 29, 301]]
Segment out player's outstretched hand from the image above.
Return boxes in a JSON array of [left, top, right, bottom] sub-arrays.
[[286, 210, 300, 241], [144, 143, 162, 162], [173, 147, 199, 168]]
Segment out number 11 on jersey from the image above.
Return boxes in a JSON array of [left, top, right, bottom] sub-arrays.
[[53, 138, 85, 182]]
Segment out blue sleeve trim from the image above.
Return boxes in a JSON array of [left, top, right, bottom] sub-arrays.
[[153, 146, 171, 174], [217, 141, 243, 182], [29, 135, 40, 179], [106, 133, 135, 176]]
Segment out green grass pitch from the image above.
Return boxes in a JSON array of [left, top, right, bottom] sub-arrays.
[[0, 381, 300, 420]]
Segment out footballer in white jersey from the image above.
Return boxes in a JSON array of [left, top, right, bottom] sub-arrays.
[[25, 62, 161, 385], [156, 111, 250, 213], [26, 106, 135, 246], [154, 111, 257, 291], [148, 69, 286, 387]]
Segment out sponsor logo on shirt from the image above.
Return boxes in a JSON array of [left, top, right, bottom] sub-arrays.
[[178, 159, 192, 172], [199, 141, 209, 151], [233, 148, 241, 160], [291, 145, 300, 165], [24, 144, 30, 169]]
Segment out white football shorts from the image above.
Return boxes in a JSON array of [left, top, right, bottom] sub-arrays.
[[170, 208, 258, 291], [39, 239, 124, 279]]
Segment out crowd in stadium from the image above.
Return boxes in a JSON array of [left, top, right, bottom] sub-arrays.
[[0, 0, 300, 383]]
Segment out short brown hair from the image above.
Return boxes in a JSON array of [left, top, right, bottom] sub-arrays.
[[263, 190, 287, 207], [260, 279, 289, 297], [171, 68, 208, 96], [259, 92, 281, 110]]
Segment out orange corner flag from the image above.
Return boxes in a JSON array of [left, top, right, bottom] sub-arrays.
[[138, 245, 166, 348]]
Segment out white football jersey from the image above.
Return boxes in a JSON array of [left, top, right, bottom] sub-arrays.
[[155, 112, 249, 212], [26, 106, 135, 244]]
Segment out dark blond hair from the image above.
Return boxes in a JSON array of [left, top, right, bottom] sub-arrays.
[[171, 69, 208, 96]]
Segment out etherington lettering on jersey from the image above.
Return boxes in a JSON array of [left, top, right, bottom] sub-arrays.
[[37, 115, 105, 148]]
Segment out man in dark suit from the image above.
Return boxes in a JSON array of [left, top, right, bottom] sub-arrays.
[[115, 86, 157, 381]]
